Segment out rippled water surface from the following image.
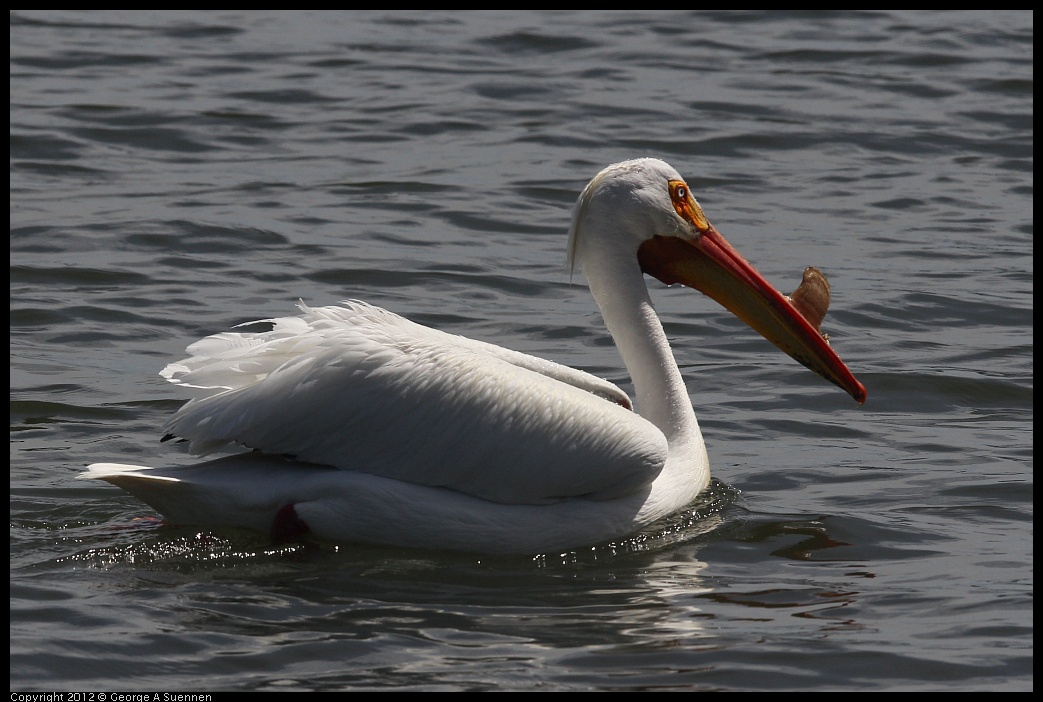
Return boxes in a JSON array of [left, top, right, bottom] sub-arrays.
[[11, 10, 1032, 691]]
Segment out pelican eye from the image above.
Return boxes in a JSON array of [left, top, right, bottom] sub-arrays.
[[668, 180, 690, 207], [668, 179, 710, 232]]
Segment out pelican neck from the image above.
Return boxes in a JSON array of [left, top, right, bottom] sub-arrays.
[[583, 255, 699, 447]]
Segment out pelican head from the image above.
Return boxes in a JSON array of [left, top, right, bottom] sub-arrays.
[[567, 157, 866, 404]]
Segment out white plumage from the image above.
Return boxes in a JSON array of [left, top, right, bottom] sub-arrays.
[[83, 158, 864, 553], [160, 301, 665, 504]]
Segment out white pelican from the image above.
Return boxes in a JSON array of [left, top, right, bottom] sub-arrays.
[[83, 158, 865, 554]]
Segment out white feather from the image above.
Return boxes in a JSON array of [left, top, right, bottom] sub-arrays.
[[82, 158, 862, 553]]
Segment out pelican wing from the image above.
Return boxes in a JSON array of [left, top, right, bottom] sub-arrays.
[[160, 301, 666, 505]]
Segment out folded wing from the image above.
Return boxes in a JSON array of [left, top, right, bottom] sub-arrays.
[[160, 301, 667, 505]]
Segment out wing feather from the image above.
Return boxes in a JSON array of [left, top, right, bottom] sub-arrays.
[[161, 301, 666, 505]]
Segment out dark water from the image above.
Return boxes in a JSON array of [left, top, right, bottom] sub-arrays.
[[10, 10, 1032, 691]]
